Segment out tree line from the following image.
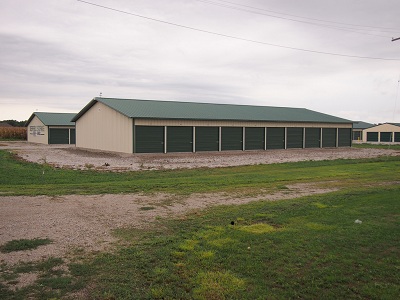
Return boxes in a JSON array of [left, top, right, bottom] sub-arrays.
[[0, 120, 27, 127]]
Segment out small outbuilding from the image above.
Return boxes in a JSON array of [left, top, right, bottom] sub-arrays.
[[26, 112, 76, 144], [72, 97, 353, 154], [362, 123, 400, 143], [352, 121, 374, 141]]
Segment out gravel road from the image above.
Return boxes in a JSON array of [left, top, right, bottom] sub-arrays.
[[1, 141, 398, 171]]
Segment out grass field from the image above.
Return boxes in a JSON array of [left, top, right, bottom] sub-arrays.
[[352, 143, 400, 150], [0, 150, 400, 196], [0, 149, 399, 299]]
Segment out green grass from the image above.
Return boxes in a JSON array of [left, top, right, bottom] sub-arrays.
[[2, 186, 395, 299], [1, 149, 400, 196], [0, 257, 84, 299], [0, 238, 52, 253], [353, 143, 400, 150], [0, 149, 399, 299]]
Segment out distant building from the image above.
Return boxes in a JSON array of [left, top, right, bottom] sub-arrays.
[[25, 112, 76, 144], [362, 123, 400, 143], [72, 97, 353, 154], [352, 121, 374, 141]]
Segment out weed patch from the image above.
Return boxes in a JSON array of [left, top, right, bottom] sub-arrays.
[[193, 270, 246, 299], [237, 223, 276, 234]]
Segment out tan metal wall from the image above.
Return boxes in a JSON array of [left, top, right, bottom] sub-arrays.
[[27, 116, 48, 144], [135, 119, 352, 128], [362, 124, 400, 142], [76, 102, 133, 153]]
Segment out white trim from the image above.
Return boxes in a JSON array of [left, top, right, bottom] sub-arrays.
[[193, 126, 196, 152], [242, 127, 245, 151], [164, 126, 167, 153]]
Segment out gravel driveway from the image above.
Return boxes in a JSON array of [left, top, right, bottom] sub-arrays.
[[1, 141, 398, 171]]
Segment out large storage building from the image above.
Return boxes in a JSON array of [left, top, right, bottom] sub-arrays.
[[72, 97, 353, 154], [362, 123, 400, 143], [26, 112, 76, 144]]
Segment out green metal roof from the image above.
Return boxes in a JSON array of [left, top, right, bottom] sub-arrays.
[[352, 121, 374, 129], [26, 112, 76, 126], [72, 97, 352, 124]]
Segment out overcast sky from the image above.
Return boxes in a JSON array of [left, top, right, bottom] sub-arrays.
[[1, 0, 400, 123]]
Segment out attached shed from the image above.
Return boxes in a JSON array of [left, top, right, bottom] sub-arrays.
[[363, 123, 400, 143], [72, 98, 353, 154], [352, 121, 374, 141], [26, 112, 76, 144]]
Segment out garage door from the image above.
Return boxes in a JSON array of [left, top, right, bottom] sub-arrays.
[[380, 132, 392, 142], [367, 132, 378, 142], [70, 129, 76, 144], [338, 128, 351, 147], [221, 127, 243, 151], [195, 127, 219, 152], [395, 132, 400, 142], [266, 127, 285, 149], [135, 126, 164, 153], [305, 128, 321, 148], [49, 128, 69, 144], [167, 126, 193, 153], [245, 127, 264, 150], [286, 128, 303, 149], [322, 128, 337, 148]]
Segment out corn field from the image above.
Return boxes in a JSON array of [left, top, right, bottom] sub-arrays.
[[0, 127, 27, 140]]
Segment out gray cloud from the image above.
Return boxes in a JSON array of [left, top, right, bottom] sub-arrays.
[[1, 0, 400, 122]]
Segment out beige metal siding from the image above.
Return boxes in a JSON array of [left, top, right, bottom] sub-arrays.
[[135, 119, 352, 128], [362, 124, 400, 142], [27, 116, 48, 144], [76, 102, 133, 153]]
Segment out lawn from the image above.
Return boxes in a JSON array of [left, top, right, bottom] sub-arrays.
[[0, 149, 399, 299], [85, 186, 400, 299], [352, 143, 400, 150], [0, 149, 400, 196]]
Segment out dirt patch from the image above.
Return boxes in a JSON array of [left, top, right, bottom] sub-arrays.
[[0, 141, 398, 171], [0, 183, 336, 266], [7, 272, 38, 291]]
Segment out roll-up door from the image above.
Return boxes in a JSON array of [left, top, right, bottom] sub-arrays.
[[322, 128, 337, 148], [195, 127, 219, 152], [135, 126, 164, 153], [49, 128, 69, 144], [221, 127, 243, 151], [266, 127, 285, 149], [367, 132, 378, 142], [305, 128, 321, 148], [380, 132, 392, 142], [167, 126, 193, 153], [395, 132, 400, 142], [245, 127, 264, 150], [70, 129, 76, 144], [338, 128, 351, 147], [286, 128, 303, 149]]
